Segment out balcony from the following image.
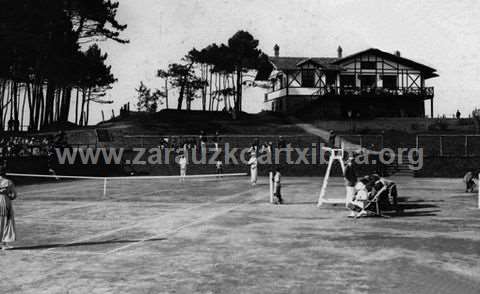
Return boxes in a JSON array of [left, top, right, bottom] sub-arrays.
[[265, 86, 434, 102]]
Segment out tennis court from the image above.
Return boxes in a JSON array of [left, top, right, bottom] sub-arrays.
[[1, 175, 480, 293]]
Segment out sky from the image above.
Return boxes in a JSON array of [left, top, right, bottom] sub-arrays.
[[92, 0, 480, 123]]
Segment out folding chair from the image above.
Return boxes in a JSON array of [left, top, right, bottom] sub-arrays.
[[357, 183, 390, 218]]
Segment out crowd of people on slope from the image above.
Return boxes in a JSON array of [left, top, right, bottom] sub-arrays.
[[156, 130, 222, 153], [0, 136, 52, 157], [0, 131, 68, 159]]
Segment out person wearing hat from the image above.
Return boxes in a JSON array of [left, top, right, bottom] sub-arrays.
[[0, 164, 17, 250], [344, 155, 358, 217]]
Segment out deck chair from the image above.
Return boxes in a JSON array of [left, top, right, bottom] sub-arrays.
[[357, 179, 398, 218], [356, 186, 387, 218]]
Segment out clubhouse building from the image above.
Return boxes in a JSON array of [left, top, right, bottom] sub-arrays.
[[256, 46, 438, 119]]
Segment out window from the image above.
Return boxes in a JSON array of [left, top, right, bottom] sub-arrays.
[[359, 75, 376, 89], [382, 76, 397, 89], [302, 70, 315, 87], [325, 72, 337, 86], [340, 75, 355, 88], [361, 61, 376, 70]]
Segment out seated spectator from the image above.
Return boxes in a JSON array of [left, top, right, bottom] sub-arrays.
[[261, 141, 272, 154], [277, 136, 287, 149], [463, 171, 477, 193]]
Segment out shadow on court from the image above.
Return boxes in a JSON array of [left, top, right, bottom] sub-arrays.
[[8, 238, 167, 251]]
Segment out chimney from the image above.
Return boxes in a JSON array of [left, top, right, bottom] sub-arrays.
[[274, 44, 280, 57], [337, 46, 343, 58], [395, 50, 401, 57]]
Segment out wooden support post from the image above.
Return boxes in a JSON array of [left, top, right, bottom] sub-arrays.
[[465, 136, 469, 157], [103, 178, 107, 197], [430, 98, 434, 118], [439, 136, 443, 157]]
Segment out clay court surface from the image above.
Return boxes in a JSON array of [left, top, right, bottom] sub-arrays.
[[1, 176, 479, 294]]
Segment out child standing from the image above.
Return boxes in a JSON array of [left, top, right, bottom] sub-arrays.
[[273, 168, 283, 204], [216, 160, 223, 178]]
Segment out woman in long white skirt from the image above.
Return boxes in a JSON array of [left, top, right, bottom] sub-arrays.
[[248, 155, 258, 186], [0, 165, 17, 250]]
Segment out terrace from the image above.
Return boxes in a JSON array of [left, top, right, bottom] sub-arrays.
[[265, 86, 434, 102]]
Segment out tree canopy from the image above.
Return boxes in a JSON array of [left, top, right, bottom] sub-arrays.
[[157, 30, 268, 114], [0, 0, 127, 130]]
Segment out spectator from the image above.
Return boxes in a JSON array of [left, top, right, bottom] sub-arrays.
[[328, 130, 337, 148], [199, 131, 207, 150], [344, 156, 359, 217], [212, 131, 220, 151], [261, 141, 272, 154], [456, 109, 461, 119], [216, 160, 223, 178]]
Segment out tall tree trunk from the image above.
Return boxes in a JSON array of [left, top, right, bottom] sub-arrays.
[[27, 82, 34, 131], [75, 88, 79, 124], [85, 87, 91, 125], [208, 69, 213, 111], [20, 84, 27, 131], [44, 81, 55, 127], [38, 87, 45, 130], [79, 88, 86, 126], [235, 68, 242, 114], [177, 63, 193, 110], [60, 87, 72, 122], [0, 79, 5, 130]]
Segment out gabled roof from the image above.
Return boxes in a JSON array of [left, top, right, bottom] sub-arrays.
[[333, 48, 438, 78], [255, 48, 439, 80], [269, 56, 341, 71], [255, 56, 341, 80]]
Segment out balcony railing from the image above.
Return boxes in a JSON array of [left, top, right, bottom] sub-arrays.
[[323, 86, 434, 98], [266, 86, 434, 101]]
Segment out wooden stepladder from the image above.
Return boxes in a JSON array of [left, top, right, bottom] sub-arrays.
[[317, 147, 347, 207]]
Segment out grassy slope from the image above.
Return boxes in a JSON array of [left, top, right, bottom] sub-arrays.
[[96, 110, 306, 135]]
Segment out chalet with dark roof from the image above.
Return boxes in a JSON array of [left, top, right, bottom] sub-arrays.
[[256, 45, 438, 118]]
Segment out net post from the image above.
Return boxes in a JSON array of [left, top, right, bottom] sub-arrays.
[[269, 171, 274, 204], [478, 173, 480, 209], [103, 177, 107, 198]]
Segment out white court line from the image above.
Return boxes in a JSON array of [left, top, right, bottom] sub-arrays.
[[7, 172, 247, 180], [44, 188, 255, 253], [105, 190, 266, 255]]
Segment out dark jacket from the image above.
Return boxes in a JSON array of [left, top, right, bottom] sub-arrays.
[[344, 164, 357, 187]]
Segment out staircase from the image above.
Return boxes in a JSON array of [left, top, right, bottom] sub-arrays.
[[384, 153, 416, 177]]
